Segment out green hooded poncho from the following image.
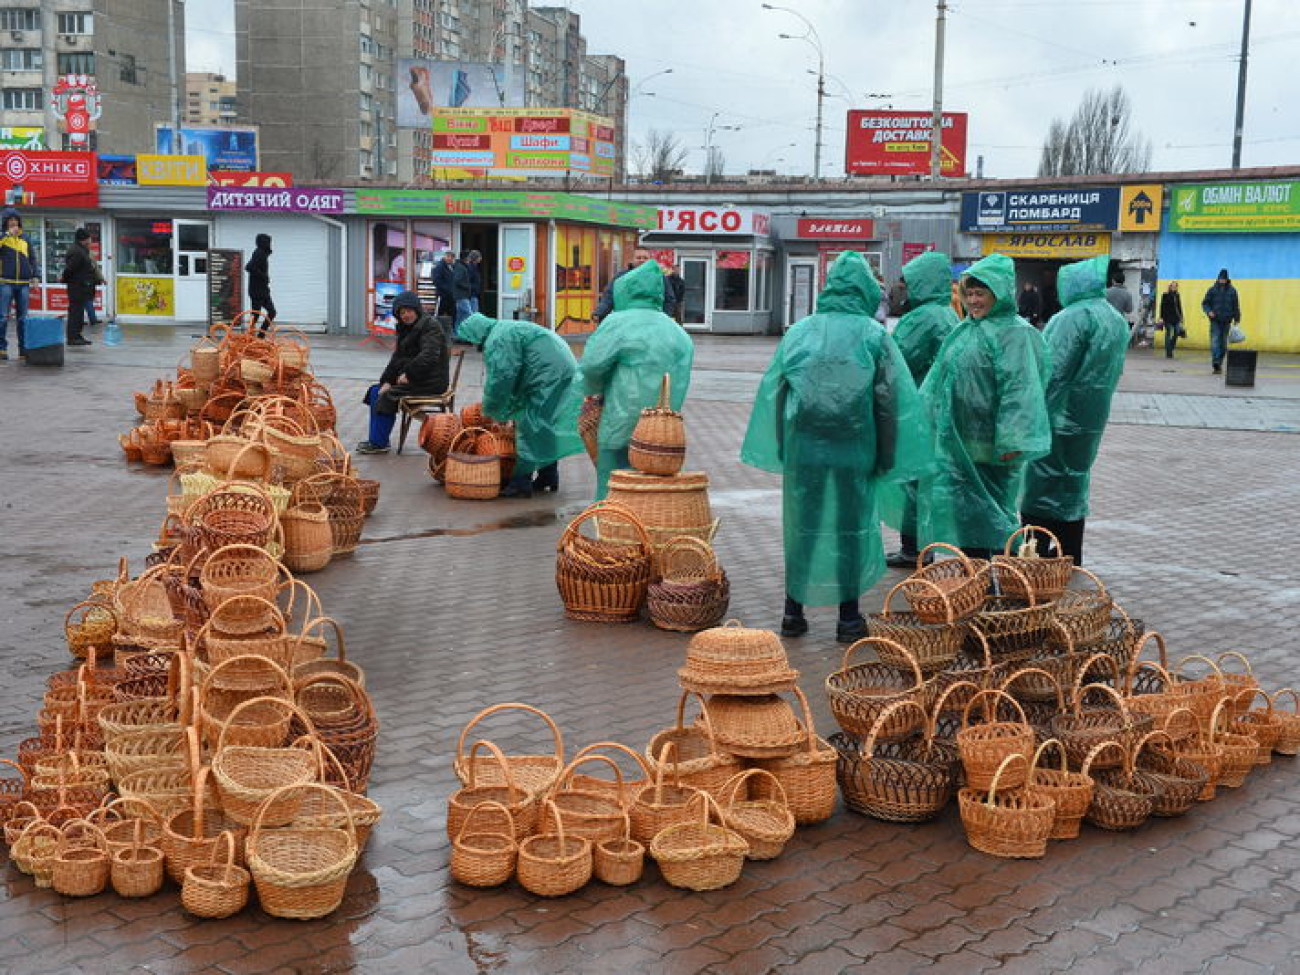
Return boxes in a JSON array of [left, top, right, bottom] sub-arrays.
[[740, 251, 930, 606], [879, 250, 960, 538], [917, 252, 1051, 552], [578, 260, 695, 499], [457, 313, 585, 474], [1020, 255, 1129, 523]]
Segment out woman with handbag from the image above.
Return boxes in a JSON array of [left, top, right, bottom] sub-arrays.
[[1159, 281, 1185, 359]]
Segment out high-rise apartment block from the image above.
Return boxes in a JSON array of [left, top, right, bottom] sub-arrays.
[[184, 72, 237, 127]]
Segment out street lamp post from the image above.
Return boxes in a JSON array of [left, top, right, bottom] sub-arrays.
[[704, 113, 741, 185], [763, 3, 825, 180]]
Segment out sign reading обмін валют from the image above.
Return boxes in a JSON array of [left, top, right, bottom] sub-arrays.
[[1170, 181, 1300, 232]]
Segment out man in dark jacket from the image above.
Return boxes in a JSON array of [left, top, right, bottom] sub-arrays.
[[245, 233, 275, 334], [357, 290, 450, 454], [1201, 268, 1241, 375], [61, 227, 97, 345], [1017, 281, 1043, 328], [592, 249, 679, 323], [431, 249, 468, 326], [0, 207, 39, 359]]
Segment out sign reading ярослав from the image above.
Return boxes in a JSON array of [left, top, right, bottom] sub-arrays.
[[1169, 181, 1300, 233]]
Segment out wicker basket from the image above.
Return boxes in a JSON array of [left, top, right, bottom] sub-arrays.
[[418, 411, 462, 461], [205, 437, 272, 481], [993, 526, 1074, 602], [629, 742, 705, 846], [1052, 567, 1113, 648], [248, 783, 359, 920], [1209, 700, 1259, 788], [444, 427, 501, 501], [1230, 688, 1282, 765], [65, 599, 119, 660], [162, 763, 249, 886], [644, 692, 744, 799], [957, 689, 1035, 792], [447, 740, 538, 844], [453, 702, 566, 798], [109, 818, 166, 898], [1271, 688, 1300, 756], [628, 373, 686, 475], [593, 808, 644, 886], [677, 619, 798, 697], [717, 768, 794, 861], [701, 693, 806, 760], [210, 698, 320, 826], [899, 543, 990, 624], [199, 545, 285, 634], [1050, 681, 1152, 771], [826, 636, 932, 742], [1133, 730, 1207, 817], [973, 562, 1058, 656], [1164, 710, 1225, 801], [1085, 741, 1158, 831], [957, 754, 1055, 859], [578, 396, 602, 463], [181, 828, 251, 918], [546, 754, 630, 844], [601, 470, 715, 570], [450, 800, 517, 888], [1025, 738, 1094, 840], [752, 686, 838, 825], [51, 820, 111, 897], [281, 502, 333, 573], [556, 502, 653, 623], [649, 793, 748, 891], [516, 799, 592, 898], [867, 581, 966, 676], [648, 536, 730, 634]]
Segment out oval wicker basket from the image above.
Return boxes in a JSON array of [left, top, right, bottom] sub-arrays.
[[556, 502, 652, 623], [628, 373, 686, 476], [993, 525, 1074, 602], [677, 618, 798, 696]]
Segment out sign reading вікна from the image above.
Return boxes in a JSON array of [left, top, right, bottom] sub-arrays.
[[961, 188, 1122, 233], [1169, 181, 1300, 232]]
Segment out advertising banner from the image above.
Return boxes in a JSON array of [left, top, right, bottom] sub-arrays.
[[1169, 181, 1300, 233], [960, 188, 1122, 233], [155, 126, 259, 172], [427, 108, 616, 178], [51, 75, 101, 150], [97, 155, 136, 185], [208, 249, 244, 328], [794, 217, 875, 239], [1119, 184, 1162, 232], [980, 232, 1110, 259], [901, 242, 938, 263], [354, 188, 656, 229], [137, 154, 207, 186], [397, 60, 525, 128], [845, 110, 968, 176], [206, 186, 345, 214], [656, 207, 772, 236], [0, 150, 98, 207], [209, 171, 293, 188], [0, 128, 44, 150], [117, 276, 175, 316]]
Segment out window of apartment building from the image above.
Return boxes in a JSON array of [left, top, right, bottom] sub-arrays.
[[360, 92, 372, 112], [360, 34, 374, 55], [360, 119, 372, 140], [0, 9, 41, 31], [2, 48, 41, 71], [57, 52, 95, 75], [119, 53, 137, 84], [2, 89, 43, 111], [57, 12, 93, 34]]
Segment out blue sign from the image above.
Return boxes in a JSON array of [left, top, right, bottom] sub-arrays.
[[508, 134, 571, 152], [155, 126, 259, 172], [961, 188, 1121, 233]]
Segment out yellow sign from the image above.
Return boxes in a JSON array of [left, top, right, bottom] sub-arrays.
[[981, 233, 1110, 259], [117, 275, 175, 316], [136, 154, 207, 186], [1119, 184, 1163, 233]]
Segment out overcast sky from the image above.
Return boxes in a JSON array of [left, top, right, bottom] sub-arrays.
[[187, 0, 1296, 180]]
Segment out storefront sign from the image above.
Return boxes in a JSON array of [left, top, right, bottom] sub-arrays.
[[1169, 180, 1300, 232], [428, 108, 614, 178], [117, 276, 175, 316], [98, 155, 136, 185], [156, 126, 259, 172], [0, 150, 98, 207], [656, 207, 771, 236], [353, 189, 658, 229], [795, 217, 875, 239], [137, 154, 207, 186], [206, 187, 345, 214], [0, 128, 44, 150], [901, 242, 937, 263], [1119, 184, 1162, 232], [980, 232, 1110, 259], [845, 110, 968, 176], [208, 249, 244, 327], [961, 188, 1122, 233], [209, 171, 293, 188]]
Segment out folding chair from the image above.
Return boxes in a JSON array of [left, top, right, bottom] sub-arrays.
[[396, 348, 465, 454]]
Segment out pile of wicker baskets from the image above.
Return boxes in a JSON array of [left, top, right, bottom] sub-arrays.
[[420, 404, 517, 502], [823, 527, 1295, 858]]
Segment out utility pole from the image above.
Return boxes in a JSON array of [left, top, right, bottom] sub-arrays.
[[1232, 0, 1253, 169], [166, 0, 181, 146], [929, 0, 947, 179], [814, 58, 825, 180]]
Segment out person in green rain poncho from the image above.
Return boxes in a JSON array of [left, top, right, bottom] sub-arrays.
[[458, 312, 585, 498], [916, 252, 1051, 558], [1019, 255, 1129, 564], [879, 250, 961, 568], [741, 251, 931, 644], [578, 259, 695, 500]]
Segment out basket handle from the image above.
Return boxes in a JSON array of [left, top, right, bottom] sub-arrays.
[[1000, 666, 1064, 713], [209, 829, 238, 871], [1003, 524, 1064, 558], [966, 625, 993, 668], [555, 753, 626, 798], [672, 691, 724, 758], [789, 686, 821, 757], [1072, 681, 1130, 721], [455, 799, 516, 847], [1161, 706, 1200, 741], [898, 574, 957, 622], [558, 501, 652, 555], [1030, 737, 1069, 775], [961, 687, 1028, 729], [1133, 728, 1176, 763], [570, 741, 651, 793], [918, 541, 974, 573], [1074, 651, 1121, 691], [200, 654, 293, 713], [862, 699, 928, 759], [1271, 688, 1300, 717], [214, 691, 313, 756], [1216, 650, 1255, 678], [1232, 686, 1271, 714], [837, 636, 925, 690], [455, 702, 565, 773], [651, 741, 679, 802], [0, 757, 29, 786], [720, 767, 787, 813], [1172, 653, 1223, 685], [1079, 739, 1124, 778], [294, 672, 372, 726], [64, 599, 120, 638], [926, 679, 982, 742], [657, 536, 719, 582], [449, 426, 491, 456], [292, 615, 347, 664], [250, 781, 356, 848], [1208, 698, 1234, 740], [984, 753, 1029, 806], [461, 739, 520, 798], [994, 561, 1037, 606]]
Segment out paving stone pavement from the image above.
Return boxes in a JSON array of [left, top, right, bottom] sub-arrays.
[[0, 326, 1298, 974]]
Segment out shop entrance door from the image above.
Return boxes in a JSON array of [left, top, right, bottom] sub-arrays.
[[680, 256, 711, 329], [174, 220, 211, 321], [497, 223, 535, 321], [786, 259, 816, 329], [461, 222, 498, 317]]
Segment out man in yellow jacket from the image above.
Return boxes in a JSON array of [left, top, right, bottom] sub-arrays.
[[0, 208, 40, 360]]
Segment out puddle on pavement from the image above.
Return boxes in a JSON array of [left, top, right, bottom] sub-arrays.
[[710, 487, 779, 509], [362, 508, 565, 544]]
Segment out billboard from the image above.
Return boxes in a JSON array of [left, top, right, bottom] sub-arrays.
[[960, 188, 1122, 233], [354, 189, 657, 229], [0, 150, 98, 207], [397, 60, 525, 128], [155, 126, 259, 172], [429, 108, 616, 179], [845, 110, 967, 176], [0, 127, 44, 150], [1168, 181, 1300, 233]]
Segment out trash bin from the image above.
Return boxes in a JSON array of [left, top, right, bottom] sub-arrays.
[[24, 315, 64, 367], [1225, 349, 1257, 388]]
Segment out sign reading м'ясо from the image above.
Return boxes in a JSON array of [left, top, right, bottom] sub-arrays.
[[655, 207, 771, 236]]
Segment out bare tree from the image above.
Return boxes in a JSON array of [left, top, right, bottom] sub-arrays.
[[632, 129, 689, 183], [1037, 85, 1152, 177], [705, 147, 727, 181]]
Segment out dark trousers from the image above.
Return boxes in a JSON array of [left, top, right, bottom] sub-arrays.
[[66, 291, 90, 341], [1163, 323, 1180, 357], [251, 293, 276, 335], [1019, 515, 1086, 565]]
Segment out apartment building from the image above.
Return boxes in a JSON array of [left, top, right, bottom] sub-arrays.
[[184, 71, 237, 127]]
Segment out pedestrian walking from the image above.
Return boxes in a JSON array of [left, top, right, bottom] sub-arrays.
[[916, 253, 1051, 559], [592, 249, 679, 324], [457, 312, 585, 498], [742, 251, 930, 643], [431, 249, 464, 329], [1017, 281, 1044, 328], [579, 259, 694, 499], [356, 290, 450, 454], [1159, 281, 1185, 358], [0, 208, 39, 360], [245, 233, 276, 335], [465, 250, 483, 314], [1019, 255, 1130, 565], [61, 227, 97, 346], [1201, 268, 1241, 375], [1105, 273, 1136, 344], [881, 250, 960, 568], [453, 252, 474, 335], [663, 263, 687, 323]]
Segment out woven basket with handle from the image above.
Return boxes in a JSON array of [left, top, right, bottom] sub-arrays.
[[629, 373, 686, 475]]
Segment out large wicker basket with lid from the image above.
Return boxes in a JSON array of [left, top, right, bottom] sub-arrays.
[[677, 620, 798, 697]]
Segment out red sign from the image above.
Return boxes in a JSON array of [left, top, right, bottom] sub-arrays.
[[209, 170, 294, 188], [845, 110, 968, 176], [796, 218, 875, 240], [902, 242, 937, 264], [432, 134, 490, 150], [515, 117, 570, 134], [0, 151, 99, 207], [656, 207, 770, 236]]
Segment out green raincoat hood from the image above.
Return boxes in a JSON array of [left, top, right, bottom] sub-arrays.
[[815, 251, 881, 316], [613, 260, 665, 311], [961, 253, 1017, 320], [458, 312, 495, 346], [1056, 255, 1109, 308], [901, 251, 952, 307]]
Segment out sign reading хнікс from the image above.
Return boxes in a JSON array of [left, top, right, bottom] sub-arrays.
[[1170, 181, 1300, 232]]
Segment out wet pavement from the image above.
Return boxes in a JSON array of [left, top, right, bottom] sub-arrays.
[[1, 324, 1299, 973]]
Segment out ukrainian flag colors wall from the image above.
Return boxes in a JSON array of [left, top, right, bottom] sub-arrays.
[[1157, 226, 1300, 352]]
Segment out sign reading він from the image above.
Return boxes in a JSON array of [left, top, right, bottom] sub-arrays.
[[1170, 181, 1300, 232]]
